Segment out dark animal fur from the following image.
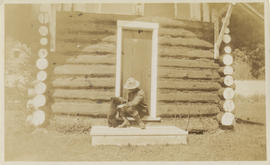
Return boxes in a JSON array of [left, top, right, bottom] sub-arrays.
[[107, 97, 126, 127]]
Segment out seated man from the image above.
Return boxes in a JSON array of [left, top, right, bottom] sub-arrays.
[[117, 77, 148, 129]]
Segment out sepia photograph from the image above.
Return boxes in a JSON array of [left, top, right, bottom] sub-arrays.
[[0, 0, 269, 163]]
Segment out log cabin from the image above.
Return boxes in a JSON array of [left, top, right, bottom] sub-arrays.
[[5, 2, 264, 131]]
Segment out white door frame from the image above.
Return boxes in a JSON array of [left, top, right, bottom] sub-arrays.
[[115, 20, 159, 119]]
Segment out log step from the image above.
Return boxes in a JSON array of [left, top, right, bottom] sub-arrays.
[[158, 90, 219, 103], [159, 67, 220, 79], [54, 64, 115, 75], [158, 79, 221, 91], [157, 103, 220, 116], [90, 126, 188, 145], [53, 89, 114, 100], [159, 58, 219, 69], [52, 77, 115, 88]]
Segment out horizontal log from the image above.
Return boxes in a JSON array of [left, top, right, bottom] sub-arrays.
[[56, 42, 115, 55], [52, 77, 115, 88], [57, 33, 113, 43], [82, 42, 116, 53], [219, 54, 233, 66], [51, 101, 110, 116], [218, 66, 234, 76], [54, 64, 115, 75], [159, 58, 219, 69], [57, 25, 116, 35], [157, 103, 220, 116], [158, 79, 221, 91], [136, 16, 213, 30], [159, 46, 214, 59], [159, 28, 196, 37], [159, 36, 213, 48], [53, 89, 114, 100], [158, 90, 219, 103], [218, 88, 235, 100], [66, 54, 115, 64], [57, 12, 136, 25], [221, 99, 235, 112], [159, 67, 220, 79]]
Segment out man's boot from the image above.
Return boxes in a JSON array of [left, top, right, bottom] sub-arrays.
[[133, 114, 145, 129], [118, 117, 130, 128]]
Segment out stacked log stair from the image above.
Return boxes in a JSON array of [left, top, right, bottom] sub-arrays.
[[51, 12, 221, 132]]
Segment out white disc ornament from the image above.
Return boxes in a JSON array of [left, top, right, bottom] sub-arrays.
[[40, 38, 48, 46], [39, 26, 48, 36], [36, 58, 48, 70], [31, 110, 46, 126], [223, 66, 234, 75], [224, 75, 234, 86], [223, 34, 231, 44], [222, 54, 233, 66], [32, 95, 46, 107], [221, 112, 235, 126], [224, 46, 232, 54], [223, 87, 235, 100], [35, 82, 47, 94], [38, 48, 48, 58], [37, 71, 47, 81], [38, 13, 49, 24], [223, 99, 235, 112]]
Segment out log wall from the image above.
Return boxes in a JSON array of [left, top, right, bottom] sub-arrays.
[[50, 12, 221, 131]]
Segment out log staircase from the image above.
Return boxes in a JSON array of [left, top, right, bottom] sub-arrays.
[[50, 12, 221, 132]]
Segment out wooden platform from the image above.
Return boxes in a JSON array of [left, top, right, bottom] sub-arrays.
[[90, 126, 188, 146]]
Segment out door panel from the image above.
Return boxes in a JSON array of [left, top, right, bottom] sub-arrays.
[[121, 29, 152, 106]]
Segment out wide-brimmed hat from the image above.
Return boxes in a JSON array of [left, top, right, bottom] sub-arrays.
[[124, 77, 140, 90]]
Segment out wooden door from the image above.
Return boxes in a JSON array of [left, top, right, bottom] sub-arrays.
[[121, 29, 152, 107]]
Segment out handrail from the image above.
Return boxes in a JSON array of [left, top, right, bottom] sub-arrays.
[[214, 3, 233, 59]]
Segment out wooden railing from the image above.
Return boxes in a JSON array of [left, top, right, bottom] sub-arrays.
[[214, 3, 233, 59]]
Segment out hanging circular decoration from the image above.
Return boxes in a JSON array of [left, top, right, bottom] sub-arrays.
[[40, 37, 48, 46], [38, 13, 49, 24], [31, 110, 46, 126], [36, 58, 48, 70], [38, 48, 48, 58], [37, 71, 47, 81], [223, 99, 235, 112], [39, 26, 48, 36], [224, 45, 232, 54], [223, 66, 234, 75], [223, 87, 235, 100], [221, 112, 235, 126], [35, 82, 47, 95], [224, 27, 230, 34], [223, 34, 231, 44], [32, 94, 46, 107], [223, 54, 233, 66], [224, 75, 234, 86]]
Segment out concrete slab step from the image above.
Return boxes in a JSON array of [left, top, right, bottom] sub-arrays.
[[90, 126, 188, 145]]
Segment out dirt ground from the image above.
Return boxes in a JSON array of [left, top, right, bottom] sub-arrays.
[[4, 95, 267, 161]]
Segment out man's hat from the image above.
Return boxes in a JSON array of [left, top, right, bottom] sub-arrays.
[[124, 77, 140, 90]]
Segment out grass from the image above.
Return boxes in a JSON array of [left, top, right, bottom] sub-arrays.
[[4, 95, 267, 161]]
